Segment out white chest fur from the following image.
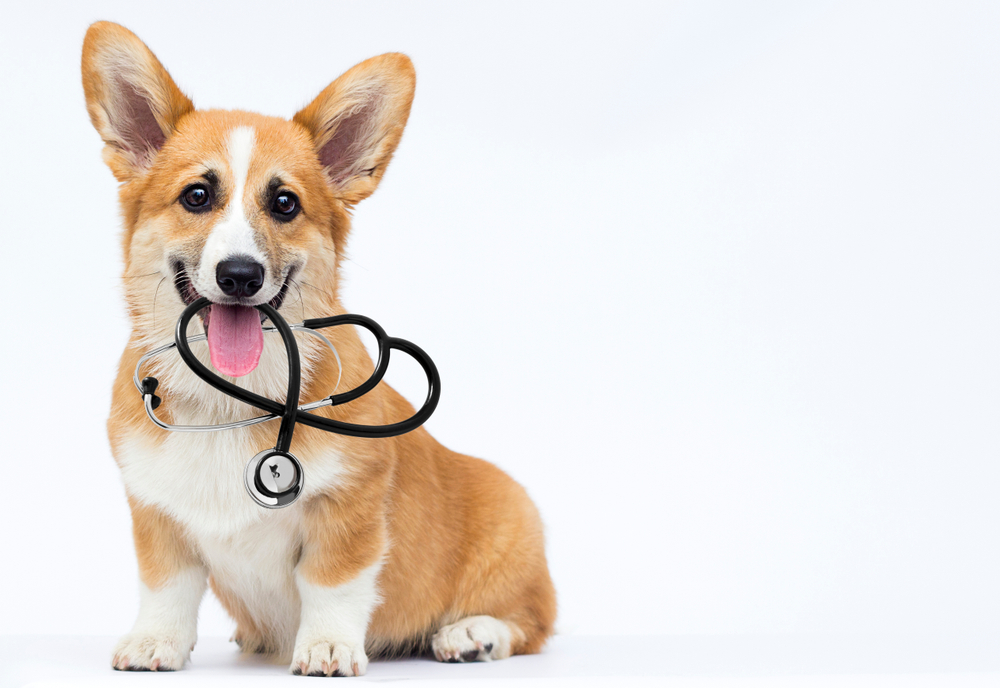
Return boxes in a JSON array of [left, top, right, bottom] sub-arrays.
[[119, 425, 280, 535], [199, 508, 303, 654]]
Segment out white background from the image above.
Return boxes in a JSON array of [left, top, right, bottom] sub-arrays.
[[0, 0, 998, 648]]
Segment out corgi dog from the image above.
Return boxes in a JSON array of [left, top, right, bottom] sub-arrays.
[[82, 21, 555, 676]]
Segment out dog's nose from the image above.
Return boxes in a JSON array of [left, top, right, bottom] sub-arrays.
[[216, 258, 265, 298]]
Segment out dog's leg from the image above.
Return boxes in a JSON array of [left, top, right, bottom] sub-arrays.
[[431, 616, 522, 662], [291, 562, 382, 676], [290, 494, 385, 677], [112, 568, 207, 671], [112, 499, 206, 671]]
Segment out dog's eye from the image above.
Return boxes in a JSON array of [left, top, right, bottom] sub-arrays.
[[180, 184, 211, 212], [271, 192, 299, 221]]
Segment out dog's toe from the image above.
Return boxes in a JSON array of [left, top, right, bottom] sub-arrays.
[[112, 632, 192, 671], [290, 639, 367, 677]]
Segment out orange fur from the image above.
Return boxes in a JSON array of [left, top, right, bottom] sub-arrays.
[[85, 21, 556, 666], [127, 496, 198, 589]]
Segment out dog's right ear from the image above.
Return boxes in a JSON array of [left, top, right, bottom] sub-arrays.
[[81, 22, 193, 182]]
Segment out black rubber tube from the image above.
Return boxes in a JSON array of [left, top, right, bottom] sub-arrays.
[[173, 298, 441, 442]]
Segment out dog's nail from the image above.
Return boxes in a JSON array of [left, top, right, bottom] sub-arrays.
[[322, 661, 330, 675], [352, 661, 360, 676], [299, 661, 307, 674], [150, 659, 159, 672]]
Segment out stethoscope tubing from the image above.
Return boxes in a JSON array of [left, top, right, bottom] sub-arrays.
[[134, 326, 342, 432], [144, 297, 440, 441]]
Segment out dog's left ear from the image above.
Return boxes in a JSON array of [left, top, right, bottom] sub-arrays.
[[294, 53, 415, 206]]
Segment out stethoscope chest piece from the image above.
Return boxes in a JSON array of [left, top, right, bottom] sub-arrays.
[[245, 449, 304, 509]]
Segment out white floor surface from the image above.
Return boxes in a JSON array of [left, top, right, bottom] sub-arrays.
[[2, 634, 998, 688]]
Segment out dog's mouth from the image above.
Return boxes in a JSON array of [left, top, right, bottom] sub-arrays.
[[173, 265, 292, 378]]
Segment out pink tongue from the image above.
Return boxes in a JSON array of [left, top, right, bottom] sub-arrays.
[[207, 304, 264, 377]]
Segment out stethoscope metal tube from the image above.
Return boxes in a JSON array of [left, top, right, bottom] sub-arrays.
[[135, 297, 441, 508]]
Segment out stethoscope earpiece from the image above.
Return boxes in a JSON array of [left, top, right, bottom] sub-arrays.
[[244, 449, 304, 509]]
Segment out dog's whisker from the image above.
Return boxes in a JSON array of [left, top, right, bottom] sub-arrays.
[[344, 257, 369, 271], [151, 275, 167, 333], [299, 280, 337, 301], [289, 279, 306, 322]]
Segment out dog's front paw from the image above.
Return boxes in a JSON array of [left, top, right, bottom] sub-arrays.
[[290, 638, 368, 677], [112, 632, 194, 671]]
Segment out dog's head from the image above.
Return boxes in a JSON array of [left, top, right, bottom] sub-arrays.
[[82, 22, 414, 378]]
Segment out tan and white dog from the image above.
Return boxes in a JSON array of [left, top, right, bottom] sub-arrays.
[[82, 21, 555, 676]]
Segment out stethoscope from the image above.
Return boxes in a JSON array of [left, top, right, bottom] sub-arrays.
[[133, 297, 440, 508]]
